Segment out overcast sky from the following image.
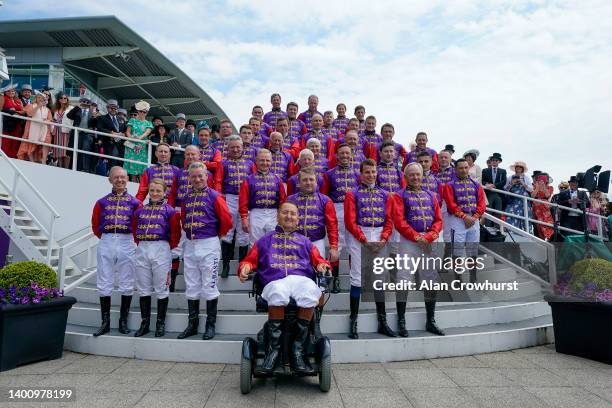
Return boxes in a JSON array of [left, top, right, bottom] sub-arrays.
[[2, 0, 611, 193]]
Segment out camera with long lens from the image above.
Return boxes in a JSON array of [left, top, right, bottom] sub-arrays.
[[576, 165, 610, 194]]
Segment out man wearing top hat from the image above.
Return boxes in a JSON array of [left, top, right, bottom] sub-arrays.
[[481, 152, 507, 221], [96, 99, 127, 168], [557, 176, 590, 234], [66, 97, 98, 173], [168, 113, 193, 168]]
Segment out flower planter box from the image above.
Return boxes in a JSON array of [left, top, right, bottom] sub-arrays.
[[545, 294, 612, 364], [0, 296, 76, 371]]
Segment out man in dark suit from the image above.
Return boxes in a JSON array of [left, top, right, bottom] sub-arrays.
[[557, 176, 589, 235], [481, 153, 507, 223], [167, 113, 193, 167], [67, 97, 98, 173], [95, 99, 127, 168]]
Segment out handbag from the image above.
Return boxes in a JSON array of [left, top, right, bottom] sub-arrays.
[[123, 140, 136, 149]]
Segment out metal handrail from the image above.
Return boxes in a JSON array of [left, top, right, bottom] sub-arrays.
[[0, 111, 187, 151], [57, 231, 96, 292], [0, 149, 60, 263], [480, 212, 556, 286], [483, 185, 608, 240]]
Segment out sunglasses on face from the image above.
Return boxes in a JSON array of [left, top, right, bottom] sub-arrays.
[[130, 113, 138, 117], [137, 110, 147, 113]]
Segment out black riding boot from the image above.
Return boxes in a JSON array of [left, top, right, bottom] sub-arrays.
[[331, 265, 340, 294], [202, 298, 218, 340], [376, 302, 397, 337], [220, 241, 234, 278], [259, 320, 283, 374], [155, 297, 169, 337], [313, 306, 323, 339], [396, 301, 409, 337], [169, 267, 179, 293], [424, 290, 445, 336], [93, 296, 111, 337], [177, 299, 200, 339], [134, 296, 151, 337], [291, 318, 315, 375], [238, 245, 249, 262], [348, 295, 359, 339], [118, 295, 132, 334]]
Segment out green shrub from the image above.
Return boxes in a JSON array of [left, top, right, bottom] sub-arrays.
[[0, 261, 58, 290], [569, 258, 612, 292]]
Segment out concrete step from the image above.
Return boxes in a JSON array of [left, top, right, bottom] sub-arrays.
[[67, 299, 550, 336], [63, 314, 553, 363], [69, 283, 412, 311]]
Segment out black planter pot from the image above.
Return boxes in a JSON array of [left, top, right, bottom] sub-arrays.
[[545, 294, 612, 364], [0, 296, 76, 371]]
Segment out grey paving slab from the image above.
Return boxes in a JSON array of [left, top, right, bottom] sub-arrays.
[[0, 374, 49, 387], [135, 390, 209, 408], [386, 368, 457, 388], [56, 354, 128, 374], [0, 352, 86, 376], [112, 359, 175, 374], [39, 372, 108, 389], [167, 362, 226, 374], [403, 387, 479, 408], [204, 372, 275, 408], [332, 362, 385, 370], [274, 376, 343, 408], [333, 368, 398, 389], [92, 371, 166, 392], [464, 386, 549, 408], [586, 387, 612, 404], [511, 344, 556, 354], [525, 386, 612, 408], [430, 355, 489, 368], [521, 352, 603, 369], [151, 371, 222, 391], [442, 367, 516, 387], [474, 351, 539, 368], [495, 368, 571, 387], [69, 391, 146, 408], [338, 387, 413, 408], [383, 359, 436, 369], [551, 368, 612, 387]]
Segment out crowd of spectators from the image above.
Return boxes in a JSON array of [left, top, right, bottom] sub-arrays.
[[1, 85, 610, 240]]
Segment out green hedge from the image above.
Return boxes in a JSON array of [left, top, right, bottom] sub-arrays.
[[0, 261, 58, 290], [569, 258, 612, 292]]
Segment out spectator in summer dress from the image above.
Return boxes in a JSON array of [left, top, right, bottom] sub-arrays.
[[124, 101, 153, 182]]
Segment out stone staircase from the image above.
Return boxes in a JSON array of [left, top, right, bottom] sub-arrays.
[[64, 255, 553, 363], [0, 190, 75, 276]]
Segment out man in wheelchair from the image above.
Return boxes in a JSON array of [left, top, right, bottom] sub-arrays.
[[238, 201, 330, 375]]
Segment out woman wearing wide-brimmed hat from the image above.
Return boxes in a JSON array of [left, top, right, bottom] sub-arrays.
[[504, 160, 533, 232], [463, 149, 481, 183], [124, 100, 153, 181]]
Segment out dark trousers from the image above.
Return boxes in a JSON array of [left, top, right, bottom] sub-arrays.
[[485, 191, 503, 226], [77, 133, 96, 173], [562, 216, 584, 235]]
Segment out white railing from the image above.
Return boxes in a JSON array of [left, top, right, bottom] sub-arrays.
[[58, 231, 97, 293], [480, 212, 557, 286], [0, 149, 60, 264], [0, 111, 186, 170], [483, 186, 608, 241]]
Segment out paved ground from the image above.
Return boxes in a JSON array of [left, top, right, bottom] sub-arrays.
[[1, 345, 612, 408]]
